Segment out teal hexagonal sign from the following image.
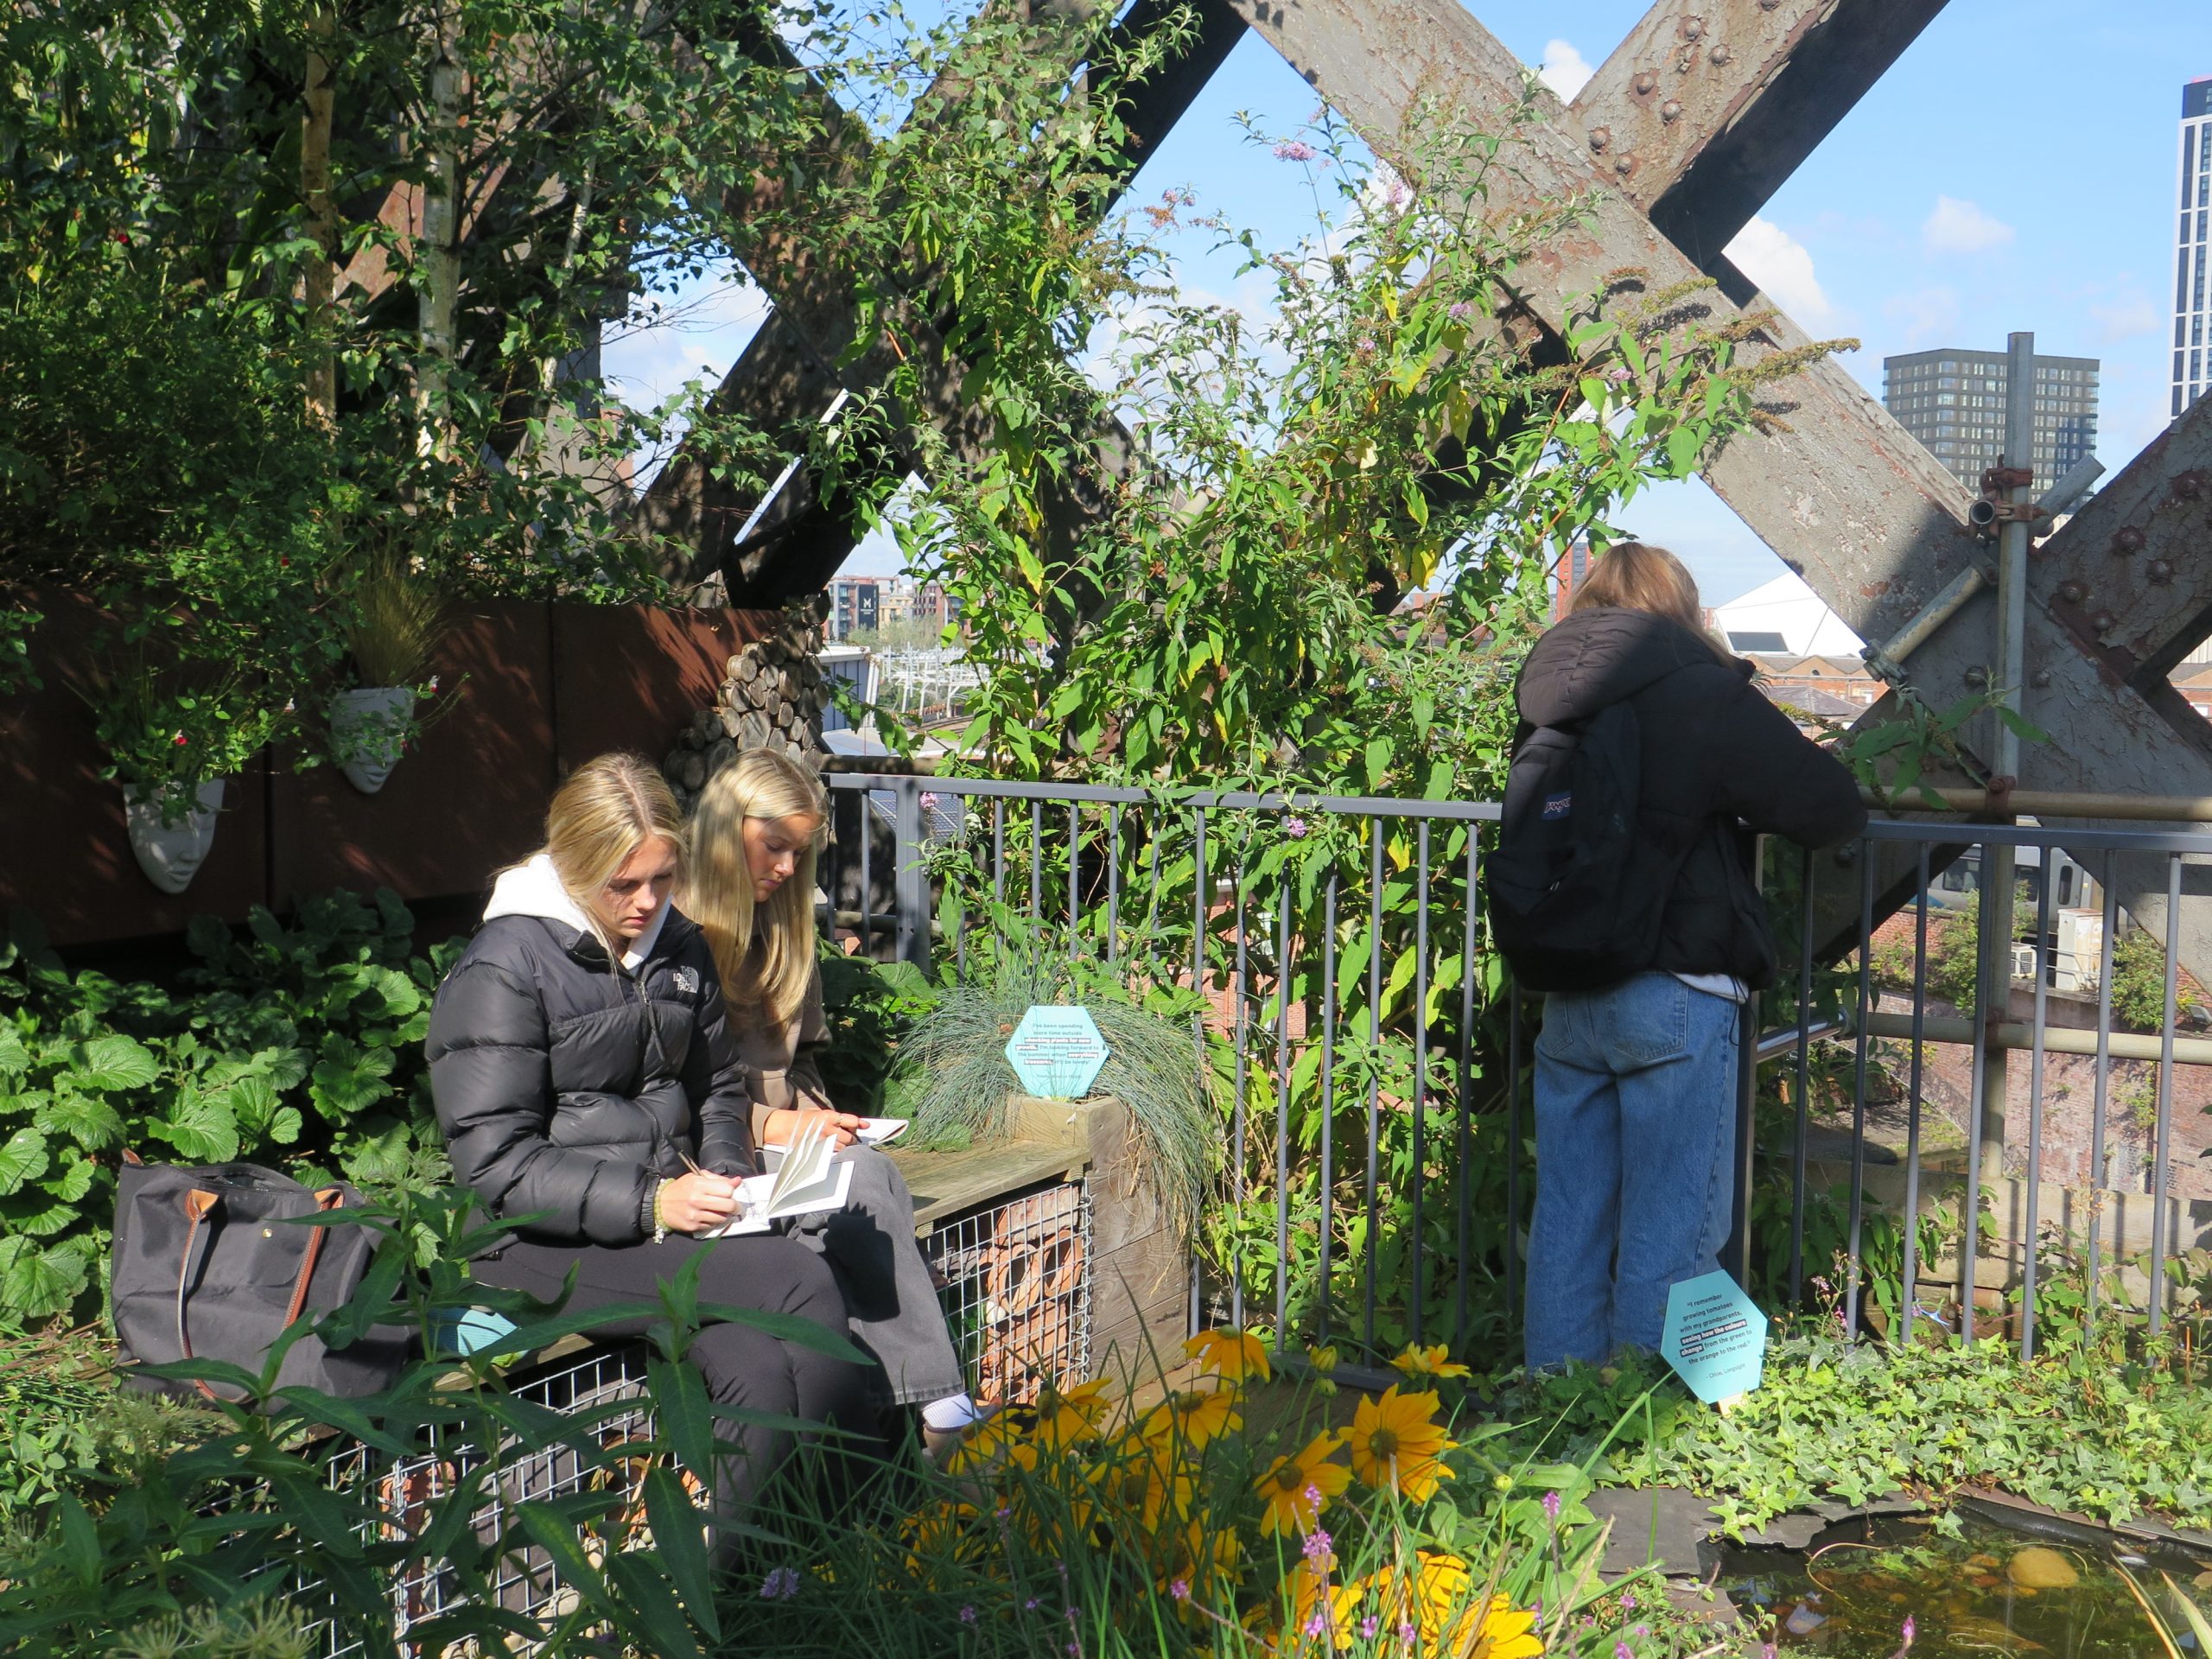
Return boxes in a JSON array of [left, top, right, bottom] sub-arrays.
[[1004, 1005, 1109, 1100], [1660, 1270, 1768, 1404]]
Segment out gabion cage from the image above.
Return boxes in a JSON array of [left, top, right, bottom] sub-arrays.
[[920, 1180, 1094, 1407], [288, 1185, 1093, 1651]]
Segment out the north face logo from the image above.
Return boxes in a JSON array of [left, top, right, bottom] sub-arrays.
[[671, 966, 700, 995]]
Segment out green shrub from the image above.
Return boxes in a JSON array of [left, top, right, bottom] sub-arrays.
[[0, 893, 460, 1328]]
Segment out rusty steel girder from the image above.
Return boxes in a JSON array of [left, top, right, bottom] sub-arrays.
[[639, 0, 1241, 599], [1221, 0, 1980, 653]]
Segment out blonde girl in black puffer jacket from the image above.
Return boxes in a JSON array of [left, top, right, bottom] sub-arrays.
[[427, 752, 873, 1556]]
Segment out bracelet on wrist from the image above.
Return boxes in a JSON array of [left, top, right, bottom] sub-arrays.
[[651, 1179, 669, 1244]]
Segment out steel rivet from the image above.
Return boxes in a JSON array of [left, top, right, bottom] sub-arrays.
[[2112, 525, 2146, 556], [2177, 470, 2209, 501], [1661, 99, 1683, 123], [1963, 665, 1988, 689], [2150, 558, 2176, 584], [2056, 580, 2087, 604], [1709, 44, 1732, 65], [1615, 154, 1635, 174], [2031, 669, 2053, 689], [2092, 611, 2118, 635], [1589, 125, 1611, 151], [1681, 15, 1706, 40], [1634, 71, 1657, 95], [1758, 0, 1782, 9]]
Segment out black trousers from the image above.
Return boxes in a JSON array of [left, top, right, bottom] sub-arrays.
[[479, 1230, 876, 1550]]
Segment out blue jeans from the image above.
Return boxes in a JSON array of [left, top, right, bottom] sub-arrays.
[[1522, 972, 1741, 1370]]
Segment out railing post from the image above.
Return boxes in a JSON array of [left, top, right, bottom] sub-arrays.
[[893, 775, 931, 974], [1724, 989, 1759, 1288]]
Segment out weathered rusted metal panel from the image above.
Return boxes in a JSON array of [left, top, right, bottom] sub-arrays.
[[1572, 1, 1949, 268], [1224, 0, 1980, 652]]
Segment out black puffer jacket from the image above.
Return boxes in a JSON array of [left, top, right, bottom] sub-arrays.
[[1515, 607, 1867, 988], [427, 871, 755, 1245]]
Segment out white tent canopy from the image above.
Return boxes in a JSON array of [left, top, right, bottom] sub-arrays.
[[1710, 572, 1865, 659]]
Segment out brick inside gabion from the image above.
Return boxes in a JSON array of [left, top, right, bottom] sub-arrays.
[[663, 598, 829, 812]]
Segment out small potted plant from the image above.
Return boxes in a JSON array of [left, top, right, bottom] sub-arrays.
[[332, 543, 448, 794], [87, 656, 271, 894]]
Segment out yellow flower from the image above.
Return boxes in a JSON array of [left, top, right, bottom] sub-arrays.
[[1281, 1554, 1359, 1652], [1304, 1344, 1339, 1395], [945, 1413, 1039, 1480], [1463, 1593, 1545, 1659], [1090, 1436, 1195, 1531], [1185, 1327, 1272, 1385], [1337, 1554, 1538, 1656], [1033, 1378, 1118, 1450], [1253, 1431, 1350, 1536], [1391, 1341, 1471, 1381], [904, 1498, 981, 1583], [1141, 1386, 1242, 1452], [1154, 1516, 1243, 1603], [1344, 1384, 1455, 1501]]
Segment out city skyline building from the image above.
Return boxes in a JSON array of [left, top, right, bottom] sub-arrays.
[[2177, 77, 2212, 419], [1881, 347, 2099, 492]]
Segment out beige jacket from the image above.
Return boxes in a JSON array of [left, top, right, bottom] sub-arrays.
[[730, 953, 832, 1144]]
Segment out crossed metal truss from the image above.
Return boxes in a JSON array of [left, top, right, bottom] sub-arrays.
[[638, 0, 2212, 971]]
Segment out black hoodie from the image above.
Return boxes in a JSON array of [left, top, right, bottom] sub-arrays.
[[1513, 607, 1866, 989]]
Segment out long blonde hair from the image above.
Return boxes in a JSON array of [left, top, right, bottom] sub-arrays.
[[1570, 541, 1732, 658], [683, 748, 827, 1028], [540, 753, 689, 945]]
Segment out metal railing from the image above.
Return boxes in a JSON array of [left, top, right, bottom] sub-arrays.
[[823, 771, 2212, 1362]]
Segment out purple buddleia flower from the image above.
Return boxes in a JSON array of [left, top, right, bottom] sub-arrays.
[[1274, 139, 1318, 162], [1542, 1490, 1562, 1522]]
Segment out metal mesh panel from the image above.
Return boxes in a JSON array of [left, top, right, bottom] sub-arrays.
[[303, 1341, 657, 1658], [921, 1182, 1093, 1404], [286, 1191, 1091, 1651]]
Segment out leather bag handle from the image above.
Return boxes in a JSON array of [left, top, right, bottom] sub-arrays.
[[175, 1189, 222, 1401]]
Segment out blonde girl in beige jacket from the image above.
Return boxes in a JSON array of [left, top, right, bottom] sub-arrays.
[[683, 748, 982, 1453]]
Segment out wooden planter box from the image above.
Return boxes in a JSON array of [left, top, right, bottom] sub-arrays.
[[883, 1092, 1189, 1396]]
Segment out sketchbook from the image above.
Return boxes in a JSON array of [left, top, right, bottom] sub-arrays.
[[698, 1116, 851, 1236]]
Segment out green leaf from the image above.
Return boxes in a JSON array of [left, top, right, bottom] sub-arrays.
[[73, 1033, 158, 1093], [225, 1074, 280, 1136], [0, 1026, 29, 1077], [0, 1236, 88, 1321], [1363, 738, 1392, 791], [649, 1357, 716, 1485], [38, 1089, 124, 1150], [605, 1550, 706, 1659], [151, 1092, 239, 1163], [1664, 423, 1701, 475], [0, 1126, 48, 1195], [644, 1467, 720, 1642]]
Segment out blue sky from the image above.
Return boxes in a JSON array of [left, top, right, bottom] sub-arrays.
[[603, 3, 2212, 608]]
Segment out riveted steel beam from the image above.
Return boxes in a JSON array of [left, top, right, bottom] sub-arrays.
[[1571, 0, 1949, 272], [641, 0, 1239, 595], [1222, 0, 1980, 654]]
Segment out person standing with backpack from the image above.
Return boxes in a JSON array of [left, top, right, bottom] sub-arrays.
[[1490, 543, 1866, 1370]]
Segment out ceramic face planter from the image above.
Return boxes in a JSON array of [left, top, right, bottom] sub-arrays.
[[331, 685, 416, 794], [123, 779, 226, 894]]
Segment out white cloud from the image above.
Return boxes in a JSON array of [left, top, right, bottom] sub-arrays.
[[1536, 39, 1594, 100], [1723, 216, 1835, 329], [1884, 285, 1961, 348], [2090, 295, 2160, 343], [1922, 195, 2014, 256]]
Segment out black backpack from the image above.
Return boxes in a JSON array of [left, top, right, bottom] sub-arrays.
[[111, 1155, 409, 1406], [1489, 699, 1681, 993]]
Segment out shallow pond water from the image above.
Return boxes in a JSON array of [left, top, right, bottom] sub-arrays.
[[1713, 1514, 2212, 1659]]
